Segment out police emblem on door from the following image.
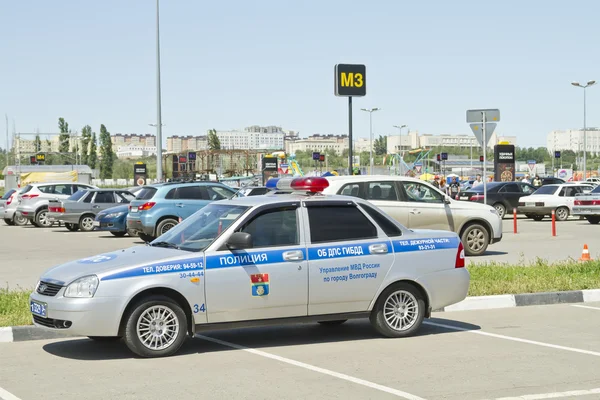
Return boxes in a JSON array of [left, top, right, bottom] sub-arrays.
[[250, 273, 269, 296]]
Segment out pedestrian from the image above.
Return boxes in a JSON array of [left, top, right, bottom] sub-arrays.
[[448, 177, 461, 199], [439, 178, 447, 194], [472, 174, 482, 188], [522, 174, 531, 184], [432, 175, 440, 188], [533, 175, 542, 186]]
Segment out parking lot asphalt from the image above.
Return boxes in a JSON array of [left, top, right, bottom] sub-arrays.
[[1, 302, 599, 400]]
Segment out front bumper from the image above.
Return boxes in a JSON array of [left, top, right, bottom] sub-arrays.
[[29, 290, 126, 337], [95, 216, 127, 232]]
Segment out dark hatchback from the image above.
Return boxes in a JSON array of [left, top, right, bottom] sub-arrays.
[[457, 181, 537, 218]]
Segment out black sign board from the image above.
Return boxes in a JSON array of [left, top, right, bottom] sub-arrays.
[[334, 64, 366, 97], [262, 156, 278, 185], [35, 153, 45, 162], [312, 152, 321, 161], [494, 144, 516, 182], [188, 152, 196, 161], [134, 163, 147, 186], [554, 151, 561, 158], [441, 153, 448, 161]]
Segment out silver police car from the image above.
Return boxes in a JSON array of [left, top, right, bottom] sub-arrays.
[[30, 177, 470, 358]]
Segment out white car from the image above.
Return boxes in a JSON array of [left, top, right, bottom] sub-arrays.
[[518, 183, 595, 221], [30, 177, 469, 358], [321, 175, 502, 257]]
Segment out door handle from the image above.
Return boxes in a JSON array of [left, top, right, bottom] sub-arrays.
[[283, 250, 304, 261], [369, 243, 388, 254], [175, 203, 185, 208], [410, 209, 421, 215], [92, 205, 100, 209]]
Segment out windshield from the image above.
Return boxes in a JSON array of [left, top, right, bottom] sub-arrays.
[[591, 185, 600, 194], [533, 186, 558, 195], [68, 190, 89, 201], [151, 204, 250, 252]]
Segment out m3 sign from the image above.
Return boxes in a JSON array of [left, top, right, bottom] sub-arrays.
[[334, 64, 366, 97]]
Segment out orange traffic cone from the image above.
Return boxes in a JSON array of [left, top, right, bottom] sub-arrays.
[[579, 244, 592, 262]]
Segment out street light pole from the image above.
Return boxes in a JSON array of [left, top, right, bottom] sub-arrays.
[[361, 107, 380, 174], [155, 0, 164, 182], [393, 124, 407, 175], [572, 80, 596, 180]]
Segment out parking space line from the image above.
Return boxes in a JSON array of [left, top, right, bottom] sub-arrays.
[[0, 385, 22, 400], [571, 305, 600, 311], [196, 334, 426, 400], [489, 386, 600, 399], [424, 321, 600, 357]]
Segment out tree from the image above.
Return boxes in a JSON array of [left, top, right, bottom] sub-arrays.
[[33, 135, 41, 152], [80, 125, 92, 165], [374, 135, 387, 155], [208, 129, 221, 150], [89, 132, 98, 169], [58, 117, 70, 153], [99, 124, 114, 179]]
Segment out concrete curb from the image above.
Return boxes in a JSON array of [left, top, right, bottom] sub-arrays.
[[2, 289, 600, 343]]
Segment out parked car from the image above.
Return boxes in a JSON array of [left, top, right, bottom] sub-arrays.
[[47, 189, 135, 232], [126, 182, 237, 242], [457, 181, 537, 218], [0, 189, 16, 212], [3, 188, 29, 226], [518, 183, 594, 221], [233, 186, 272, 198], [572, 184, 600, 224], [322, 175, 503, 256], [93, 186, 144, 236], [16, 182, 97, 227]]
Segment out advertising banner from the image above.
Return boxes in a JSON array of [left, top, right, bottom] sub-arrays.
[[134, 163, 147, 186], [20, 171, 78, 185], [494, 144, 516, 182], [262, 156, 278, 185]]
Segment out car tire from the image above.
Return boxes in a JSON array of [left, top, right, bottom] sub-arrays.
[[317, 320, 348, 325], [88, 336, 121, 342], [524, 214, 534, 219], [35, 209, 52, 227], [14, 214, 28, 226], [139, 233, 155, 243], [110, 231, 127, 237], [586, 216, 600, 225], [123, 295, 188, 358], [460, 223, 489, 256], [532, 215, 545, 221], [78, 214, 96, 232], [156, 218, 178, 237], [65, 223, 79, 232], [555, 207, 569, 221], [127, 229, 138, 237], [4, 218, 15, 226], [493, 203, 506, 219], [369, 282, 425, 338]]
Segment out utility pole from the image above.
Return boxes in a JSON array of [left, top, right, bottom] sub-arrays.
[[155, 0, 164, 182], [4, 114, 8, 168]]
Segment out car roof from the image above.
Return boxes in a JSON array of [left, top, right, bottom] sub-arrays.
[[324, 175, 427, 185], [84, 188, 131, 192], [28, 181, 87, 186], [215, 192, 361, 207]]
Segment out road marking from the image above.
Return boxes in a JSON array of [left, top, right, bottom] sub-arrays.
[[489, 387, 600, 399], [424, 321, 600, 357], [197, 334, 426, 400], [571, 305, 600, 311], [0, 386, 22, 400]]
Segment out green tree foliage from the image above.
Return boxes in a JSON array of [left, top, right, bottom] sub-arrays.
[[208, 129, 221, 150], [58, 117, 70, 153], [99, 124, 114, 179], [33, 135, 41, 152], [89, 132, 98, 169], [374, 135, 387, 155], [80, 125, 92, 165]]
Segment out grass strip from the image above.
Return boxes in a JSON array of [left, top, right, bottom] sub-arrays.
[[0, 288, 32, 327]]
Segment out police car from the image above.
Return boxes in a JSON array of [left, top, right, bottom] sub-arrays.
[[30, 177, 470, 358]]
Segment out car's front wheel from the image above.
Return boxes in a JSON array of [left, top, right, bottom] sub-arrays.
[[586, 216, 600, 225], [123, 295, 188, 358], [461, 223, 489, 256], [370, 282, 425, 338], [65, 223, 79, 231]]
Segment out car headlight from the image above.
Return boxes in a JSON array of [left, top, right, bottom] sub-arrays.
[[64, 275, 99, 298], [105, 212, 125, 219]]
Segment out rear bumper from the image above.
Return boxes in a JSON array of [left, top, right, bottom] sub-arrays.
[[518, 206, 554, 215], [48, 212, 81, 224], [416, 268, 470, 311], [3, 208, 16, 220], [126, 217, 154, 236], [572, 206, 600, 216], [17, 205, 37, 221]]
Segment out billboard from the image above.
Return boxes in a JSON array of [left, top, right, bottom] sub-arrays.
[[493, 144, 516, 182], [134, 163, 147, 186], [262, 156, 278, 185]]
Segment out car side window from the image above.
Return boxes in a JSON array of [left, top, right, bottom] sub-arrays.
[[338, 183, 361, 198], [94, 191, 116, 203], [38, 185, 54, 194], [307, 205, 378, 243], [558, 188, 566, 197], [367, 182, 398, 201], [401, 182, 443, 203], [359, 203, 402, 237], [207, 186, 233, 200], [238, 207, 298, 248], [521, 184, 535, 194], [83, 192, 93, 203], [116, 192, 135, 203], [52, 185, 72, 195], [176, 186, 208, 200], [165, 188, 177, 199], [502, 183, 520, 193]]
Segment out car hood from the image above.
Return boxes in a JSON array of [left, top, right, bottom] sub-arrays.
[[98, 204, 129, 216], [40, 245, 202, 285]]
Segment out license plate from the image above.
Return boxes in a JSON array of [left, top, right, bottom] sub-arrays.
[[578, 208, 593, 213], [30, 300, 47, 318], [526, 203, 535, 207], [131, 206, 138, 212], [460, 195, 469, 199], [92, 221, 100, 227]]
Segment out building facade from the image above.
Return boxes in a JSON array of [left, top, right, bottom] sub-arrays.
[[111, 134, 156, 147], [116, 145, 157, 159], [285, 134, 349, 155], [546, 128, 600, 154], [217, 126, 285, 151], [166, 135, 208, 153], [387, 131, 517, 154]]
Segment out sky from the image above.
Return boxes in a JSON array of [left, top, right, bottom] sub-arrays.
[[1, 0, 599, 149]]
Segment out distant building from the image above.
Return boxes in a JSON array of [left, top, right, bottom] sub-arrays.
[[111, 134, 156, 147], [216, 126, 285, 151], [546, 128, 600, 155], [387, 131, 517, 154], [116, 145, 157, 159], [286, 134, 349, 155], [166, 135, 208, 153]]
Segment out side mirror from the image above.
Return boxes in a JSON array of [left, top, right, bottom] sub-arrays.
[[444, 195, 452, 204], [226, 232, 253, 250]]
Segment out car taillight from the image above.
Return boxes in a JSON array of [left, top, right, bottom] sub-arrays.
[[470, 195, 484, 201], [576, 200, 600, 206], [518, 202, 525, 206], [21, 194, 39, 199], [6, 194, 15, 205], [128, 205, 131, 211], [455, 242, 465, 268], [139, 202, 156, 211], [49, 206, 65, 213]]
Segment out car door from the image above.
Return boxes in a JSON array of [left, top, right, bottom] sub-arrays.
[[204, 203, 308, 323], [498, 183, 522, 211], [92, 191, 120, 213], [398, 181, 453, 231], [305, 201, 395, 315], [174, 186, 210, 219], [364, 180, 411, 227]]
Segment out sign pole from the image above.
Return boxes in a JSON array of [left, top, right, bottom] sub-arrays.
[[482, 111, 487, 205], [348, 96, 353, 173]]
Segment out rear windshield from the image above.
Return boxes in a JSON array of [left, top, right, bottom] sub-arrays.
[[1, 189, 16, 200], [591, 185, 600, 194], [533, 186, 558, 195], [68, 190, 89, 201], [136, 187, 158, 200]]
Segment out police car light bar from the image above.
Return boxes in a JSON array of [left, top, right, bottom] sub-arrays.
[[266, 177, 329, 193]]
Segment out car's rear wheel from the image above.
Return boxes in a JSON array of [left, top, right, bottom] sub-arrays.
[[35, 209, 52, 227], [79, 214, 95, 232], [524, 214, 534, 219], [555, 207, 569, 221], [88, 336, 121, 342], [65, 223, 79, 231], [586, 216, 600, 225], [139, 233, 154, 243], [532, 215, 545, 221], [461, 223, 489, 256], [3, 218, 15, 226], [156, 218, 178, 237], [123, 295, 188, 358], [317, 320, 348, 325], [493, 203, 506, 219], [370, 282, 425, 338], [110, 231, 127, 237], [14, 214, 28, 226]]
